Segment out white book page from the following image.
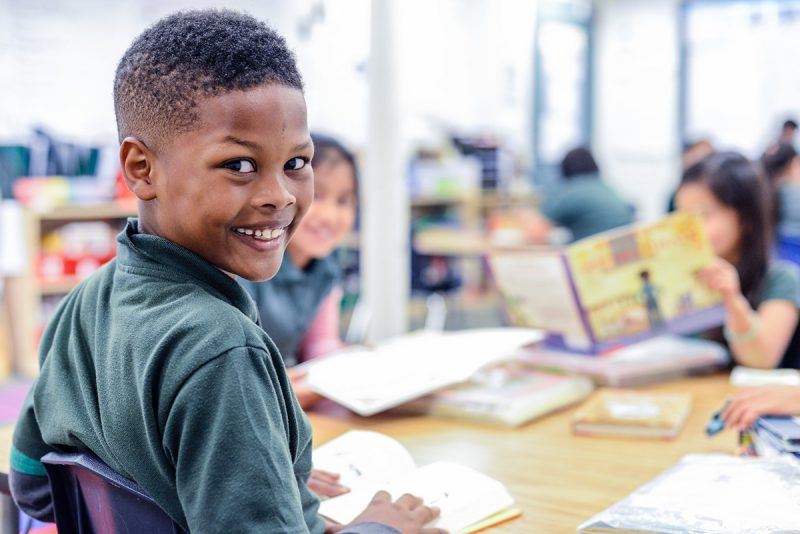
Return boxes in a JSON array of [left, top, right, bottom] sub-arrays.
[[305, 328, 544, 415], [488, 252, 590, 349], [312, 431, 416, 491], [318, 461, 514, 533]]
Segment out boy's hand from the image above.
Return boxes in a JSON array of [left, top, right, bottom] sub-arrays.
[[697, 259, 742, 302], [722, 386, 800, 430], [309, 469, 350, 498], [342, 491, 447, 534]]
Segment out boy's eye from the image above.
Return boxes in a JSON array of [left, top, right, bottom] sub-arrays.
[[223, 159, 256, 173], [285, 157, 308, 171]]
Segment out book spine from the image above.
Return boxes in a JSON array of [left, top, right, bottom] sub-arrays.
[[561, 251, 598, 352]]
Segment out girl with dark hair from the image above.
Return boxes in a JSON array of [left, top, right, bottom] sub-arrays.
[[676, 151, 800, 369], [241, 132, 358, 408]]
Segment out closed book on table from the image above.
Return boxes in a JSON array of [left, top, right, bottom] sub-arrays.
[[571, 391, 691, 439]]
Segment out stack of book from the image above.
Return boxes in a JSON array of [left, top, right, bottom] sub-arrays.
[[748, 416, 800, 462]]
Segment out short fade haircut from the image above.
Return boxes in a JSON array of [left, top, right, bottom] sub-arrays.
[[113, 9, 303, 147]]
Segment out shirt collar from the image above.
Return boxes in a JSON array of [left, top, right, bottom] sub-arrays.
[[116, 218, 260, 324]]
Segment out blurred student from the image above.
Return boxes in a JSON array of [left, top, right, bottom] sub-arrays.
[[722, 385, 800, 431], [682, 139, 714, 170], [241, 133, 357, 409], [667, 138, 715, 212], [761, 142, 800, 237], [676, 151, 800, 369], [779, 118, 798, 146], [523, 147, 632, 243]]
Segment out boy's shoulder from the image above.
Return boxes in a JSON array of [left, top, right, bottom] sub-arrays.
[[67, 254, 274, 371]]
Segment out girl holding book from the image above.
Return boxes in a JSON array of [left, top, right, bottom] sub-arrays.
[[675, 151, 800, 369]]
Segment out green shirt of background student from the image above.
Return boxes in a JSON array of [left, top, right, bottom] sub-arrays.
[[524, 147, 633, 243]]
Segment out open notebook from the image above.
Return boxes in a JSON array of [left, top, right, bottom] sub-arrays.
[[313, 431, 520, 533], [303, 328, 544, 416]]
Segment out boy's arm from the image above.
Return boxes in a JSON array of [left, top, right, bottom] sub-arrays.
[[9, 466, 54, 522], [9, 386, 56, 522], [164, 346, 324, 532]]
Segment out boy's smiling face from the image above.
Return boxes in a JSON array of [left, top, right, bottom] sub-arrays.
[[124, 84, 313, 281]]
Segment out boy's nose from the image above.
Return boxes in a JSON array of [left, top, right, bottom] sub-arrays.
[[253, 174, 296, 210]]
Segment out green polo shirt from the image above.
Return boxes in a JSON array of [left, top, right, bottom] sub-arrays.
[[542, 174, 633, 242], [756, 261, 800, 369], [11, 218, 325, 533]]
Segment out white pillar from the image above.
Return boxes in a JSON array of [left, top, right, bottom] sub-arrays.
[[362, 0, 408, 341]]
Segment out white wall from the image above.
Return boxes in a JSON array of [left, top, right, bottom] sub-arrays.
[[593, 0, 682, 222], [0, 0, 536, 157], [0, 0, 370, 146], [684, 0, 800, 157], [394, 0, 537, 157]]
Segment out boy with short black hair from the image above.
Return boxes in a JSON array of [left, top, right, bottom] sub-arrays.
[[10, 10, 442, 534]]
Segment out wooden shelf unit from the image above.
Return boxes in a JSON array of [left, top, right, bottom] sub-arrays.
[[8, 202, 137, 377]]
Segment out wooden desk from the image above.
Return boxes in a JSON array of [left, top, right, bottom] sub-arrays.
[[308, 374, 737, 533]]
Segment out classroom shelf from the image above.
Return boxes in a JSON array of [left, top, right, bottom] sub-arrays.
[[6, 202, 137, 377], [30, 201, 137, 222], [37, 277, 83, 296]]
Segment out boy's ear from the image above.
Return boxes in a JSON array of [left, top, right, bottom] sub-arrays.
[[120, 137, 157, 201]]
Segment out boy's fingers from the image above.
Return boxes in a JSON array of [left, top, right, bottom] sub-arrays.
[[414, 504, 440, 523], [370, 490, 391, 504], [308, 479, 349, 498], [396, 493, 423, 510], [313, 469, 341, 481], [421, 529, 448, 534]]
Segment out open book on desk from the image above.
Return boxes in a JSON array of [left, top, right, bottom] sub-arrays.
[[302, 328, 544, 416], [313, 431, 519, 533], [488, 212, 725, 354]]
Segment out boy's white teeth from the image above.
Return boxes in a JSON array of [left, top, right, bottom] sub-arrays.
[[235, 227, 285, 240]]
